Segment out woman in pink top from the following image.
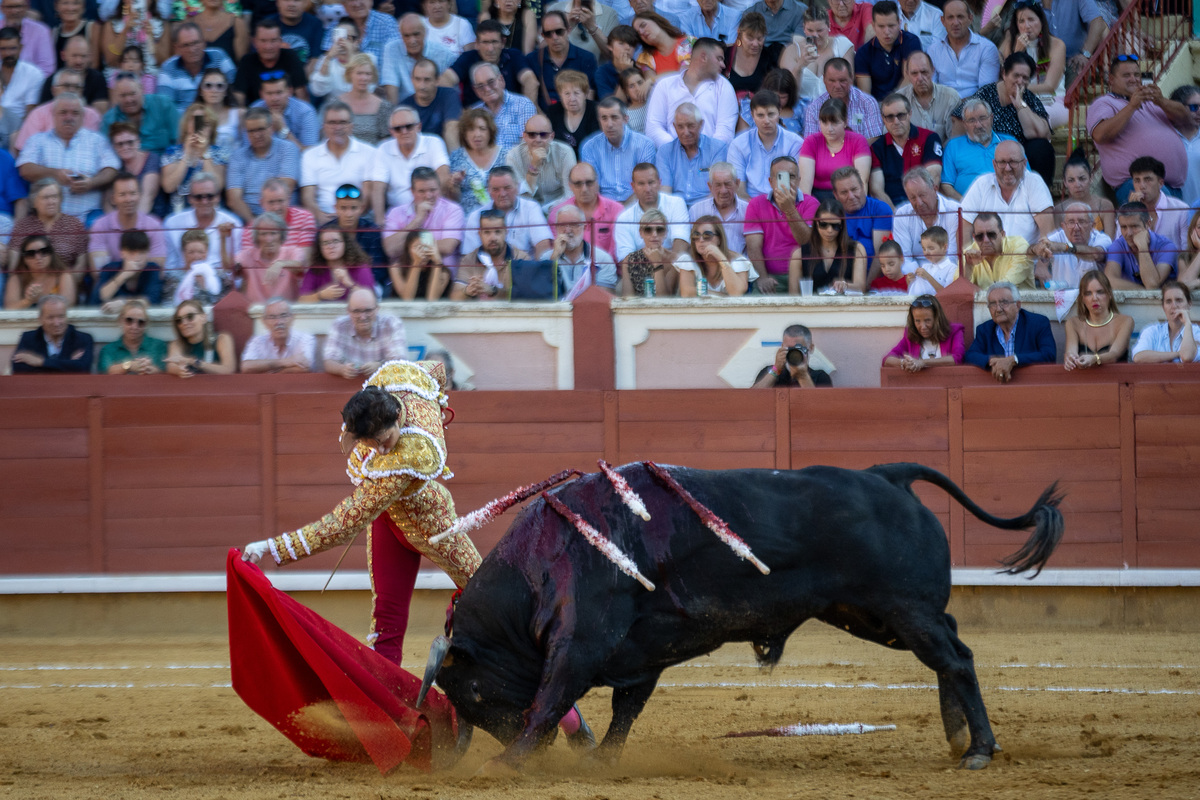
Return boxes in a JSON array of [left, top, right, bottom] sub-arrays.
[[798, 97, 872, 202], [827, 0, 873, 48], [297, 228, 376, 303], [226, 213, 306, 303]]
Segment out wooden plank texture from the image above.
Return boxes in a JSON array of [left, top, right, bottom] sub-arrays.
[[0, 428, 87, 458], [792, 419, 949, 451], [103, 425, 260, 458], [106, 516, 262, 548], [619, 420, 775, 453], [1136, 509, 1200, 542], [794, 388, 948, 419], [962, 385, 1118, 418], [103, 455, 261, 489], [104, 395, 261, 426], [0, 397, 88, 428], [618, 390, 775, 421], [105, 486, 261, 519], [962, 418, 1120, 451], [1132, 383, 1200, 416]]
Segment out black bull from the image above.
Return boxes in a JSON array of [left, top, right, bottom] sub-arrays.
[[422, 462, 1064, 771]]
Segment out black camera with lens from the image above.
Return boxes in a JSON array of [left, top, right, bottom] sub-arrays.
[[785, 344, 809, 367]]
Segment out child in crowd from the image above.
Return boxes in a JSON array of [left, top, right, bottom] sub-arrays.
[[93, 230, 164, 309], [869, 239, 909, 293], [110, 45, 157, 94], [174, 228, 223, 305], [909, 226, 957, 296]]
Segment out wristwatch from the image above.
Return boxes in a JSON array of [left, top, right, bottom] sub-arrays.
[[123, 360, 133, 373], [1067, 243, 1077, 256]]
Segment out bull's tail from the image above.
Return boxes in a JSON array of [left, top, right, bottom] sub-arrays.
[[867, 462, 1064, 578]]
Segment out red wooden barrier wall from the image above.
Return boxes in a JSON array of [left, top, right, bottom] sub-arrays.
[[1, 375, 1197, 575]]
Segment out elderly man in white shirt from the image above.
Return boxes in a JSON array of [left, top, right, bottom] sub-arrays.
[[893, 165, 963, 274], [461, 165, 554, 257], [376, 105, 450, 210], [1029, 201, 1112, 288], [897, 0, 945, 50], [552, 204, 619, 296], [300, 100, 385, 225], [643, 37, 738, 147], [960, 140, 1055, 247], [689, 161, 748, 254], [614, 162, 689, 260]]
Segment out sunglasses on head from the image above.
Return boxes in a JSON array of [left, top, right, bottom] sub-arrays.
[[23, 246, 51, 257], [911, 295, 935, 309], [123, 316, 147, 327], [259, 70, 287, 81], [335, 185, 362, 199], [1114, 53, 1140, 63]]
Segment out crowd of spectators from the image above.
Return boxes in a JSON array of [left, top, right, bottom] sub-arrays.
[[4, 0, 1200, 376]]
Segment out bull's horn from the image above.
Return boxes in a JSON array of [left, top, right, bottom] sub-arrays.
[[416, 635, 451, 709]]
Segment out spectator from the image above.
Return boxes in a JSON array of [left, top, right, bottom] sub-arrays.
[[897, 0, 945, 50], [644, 36, 736, 146], [728, 90, 803, 199], [239, 177, 316, 253], [446, 107, 507, 217], [322, 0, 399, 64], [382, 13, 456, 105], [469, 61, 536, 152], [1030, 202, 1111, 288], [164, 171, 241, 272], [745, 0, 805, 48], [854, 1, 921, 101], [49, 0, 98, 72], [614, 162, 688, 260], [927, 0, 1000, 98], [1172, 84, 1200, 206], [323, 183, 387, 275], [301, 101, 384, 226], [616, 67, 650, 133], [383, 166, 465, 278], [240, 298, 315, 373], [191, 66, 240, 151], [323, 286, 408, 379], [964, 281, 1055, 381], [4, 234, 74, 309], [462, 165, 553, 258], [422, 0, 475, 59], [156, 21, 237, 114], [631, 12, 690, 75], [679, 0, 738, 45], [229, 212, 305, 302], [1131, 281, 1200, 364], [233, 19, 308, 107], [548, 0, 619, 62], [1182, 211, 1200, 292], [16, 68, 99, 154], [909, 224, 956, 295], [10, 179, 70, 273], [963, 211, 1032, 290], [19, 94, 120, 224], [10, 293, 92, 372], [172, 226, 224, 304], [893, 165, 962, 275], [98, 2, 169, 76], [298, 228, 375, 303], [827, 0, 872, 47], [997, 0, 1067, 130], [744, 155, 818, 292], [831, 165, 891, 265], [596, 25, 639, 102], [617, 208, 673, 296], [725, 14, 778, 105], [869, 93, 942, 209], [328, 54, 393, 146], [960, 139, 1054, 246], [939, 98, 1015, 200], [193, 0, 249, 63], [789, 198, 866, 294], [1061, 269, 1133, 369], [545, 68, 597, 157], [896, 50, 958, 141], [882, 294, 965, 371], [752, 323, 833, 387], [655, 103, 728, 206], [673, 215, 751, 297], [579, 97, 657, 202], [525, 11, 597, 111], [738, 66, 805, 135], [98, 298, 166, 374], [378, 105, 451, 210], [391, 228, 452, 300], [102, 73, 178, 153], [1128, 156, 1190, 252], [505, 112, 576, 211], [264, 0, 324, 66], [88, 173, 167, 270], [0, 0, 52, 77], [0, 28, 46, 134], [226, 107, 300, 223], [1088, 54, 1190, 203], [1104, 201, 1177, 290], [779, 5, 852, 102], [438, 20, 534, 112], [251, 72, 319, 149], [870, 237, 909, 292], [92, 228, 163, 306], [689, 161, 748, 253], [161, 104, 230, 213], [451, 208, 523, 300], [551, 203, 618, 296], [399, 57, 461, 149], [549, 161, 624, 258], [802, 58, 885, 140], [0, 130, 23, 216], [616, 0, 684, 29], [1043, 0, 1106, 72], [1060, 155, 1115, 239], [165, 298, 236, 376], [798, 97, 871, 202]]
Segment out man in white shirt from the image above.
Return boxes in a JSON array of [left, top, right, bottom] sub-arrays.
[[0, 26, 45, 132], [300, 100, 384, 225], [893, 166, 963, 274], [643, 37, 737, 147], [376, 105, 450, 210], [897, 0, 945, 50], [960, 140, 1054, 246], [552, 204, 618, 296], [1029, 202, 1111, 288], [461, 165, 554, 257], [689, 161, 748, 254], [163, 172, 242, 273], [241, 298, 315, 374], [614, 162, 689, 260]]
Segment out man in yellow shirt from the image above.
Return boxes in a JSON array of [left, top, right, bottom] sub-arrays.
[[963, 211, 1034, 290]]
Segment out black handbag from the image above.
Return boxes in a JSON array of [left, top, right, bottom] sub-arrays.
[[508, 259, 559, 300]]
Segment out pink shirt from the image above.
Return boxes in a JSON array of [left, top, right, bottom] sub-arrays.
[[384, 198, 466, 267], [799, 130, 871, 191], [240, 207, 317, 250], [1087, 93, 1188, 188], [744, 193, 820, 275], [829, 3, 874, 48], [0, 17, 55, 76], [239, 244, 307, 303], [88, 212, 168, 262], [14, 102, 102, 152], [549, 195, 625, 261]]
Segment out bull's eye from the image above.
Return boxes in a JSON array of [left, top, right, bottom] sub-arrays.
[[470, 680, 482, 703]]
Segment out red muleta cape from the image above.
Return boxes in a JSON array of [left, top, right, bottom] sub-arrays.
[[225, 548, 459, 774]]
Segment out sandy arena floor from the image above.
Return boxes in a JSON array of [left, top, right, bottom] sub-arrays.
[[2, 617, 1199, 800]]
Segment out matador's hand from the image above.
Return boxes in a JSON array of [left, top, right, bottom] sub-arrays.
[[242, 540, 271, 563]]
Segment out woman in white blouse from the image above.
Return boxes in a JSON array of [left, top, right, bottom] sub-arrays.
[[674, 216, 752, 297]]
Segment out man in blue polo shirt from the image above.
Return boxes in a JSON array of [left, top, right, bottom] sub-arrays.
[[831, 166, 892, 266], [869, 93, 942, 207], [854, 1, 922, 102], [1104, 202, 1177, 290], [440, 20, 537, 109], [156, 22, 237, 114], [939, 97, 1014, 199], [656, 102, 728, 205]]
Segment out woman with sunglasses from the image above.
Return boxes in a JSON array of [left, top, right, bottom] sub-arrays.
[[98, 299, 167, 374], [789, 199, 866, 294], [1063, 269, 1133, 369], [798, 97, 871, 203], [161, 104, 230, 215], [165, 298, 236, 376], [194, 66, 241, 151], [883, 294, 966, 372], [4, 235, 76, 310], [674, 217, 751, 297], [998, 0, 1067, 129], [107, 123, 161, 216], [619, 209, 674, 297], [9, 179, 87, 278], [298, 228, 375, 303]]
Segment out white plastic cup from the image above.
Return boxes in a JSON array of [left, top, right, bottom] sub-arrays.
[[799, 279, 814, 296]]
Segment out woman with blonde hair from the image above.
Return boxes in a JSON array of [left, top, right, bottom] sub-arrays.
[[1064, 269, 1133, 369], [333, 53, 393, 145], [619, 209, 674, 296], [161, 103, 229, 212], [166, 299, 236, 376], [98, 299, 166, 374], [447, 108, 507, 215], [673, 216, 752, 297]]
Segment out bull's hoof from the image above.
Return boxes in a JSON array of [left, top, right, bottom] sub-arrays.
[[958, 753, 992, 771], [476, 758, 521, 778]]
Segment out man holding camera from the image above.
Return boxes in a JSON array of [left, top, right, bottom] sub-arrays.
[[752, 324, 832, 388]]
